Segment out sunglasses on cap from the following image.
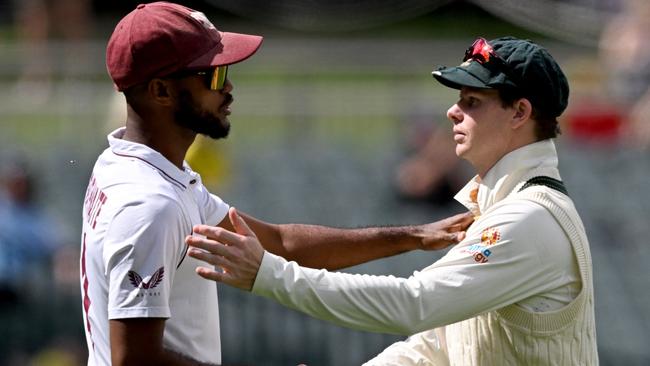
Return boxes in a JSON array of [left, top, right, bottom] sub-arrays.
[[463, 37, 523, 89], [463, 38, 507, 69], [168, 65, 229, 91]]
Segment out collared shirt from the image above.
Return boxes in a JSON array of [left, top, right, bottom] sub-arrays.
[[80, 128, 229, 365], [251, 139, 580, 336]]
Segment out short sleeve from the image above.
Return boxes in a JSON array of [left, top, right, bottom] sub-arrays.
[[195, 182, 229, 225], [103, 196, 188, 320]]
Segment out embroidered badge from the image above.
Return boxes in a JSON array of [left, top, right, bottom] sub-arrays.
[[459, 227, 501, 264], [481, 227, 501, 246], [128, 267, 165, 289]]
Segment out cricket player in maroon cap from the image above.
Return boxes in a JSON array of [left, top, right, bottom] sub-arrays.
[[80, 2, 472, 365]]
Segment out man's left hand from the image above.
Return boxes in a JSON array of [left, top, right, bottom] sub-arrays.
[[417, 212, 474, 251]]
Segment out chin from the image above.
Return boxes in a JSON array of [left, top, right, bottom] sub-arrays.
[[456, 145, 469, 158]]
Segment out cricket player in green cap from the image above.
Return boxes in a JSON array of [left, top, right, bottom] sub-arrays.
[[187, 36, 598, 365]]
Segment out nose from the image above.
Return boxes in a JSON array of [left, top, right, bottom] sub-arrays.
[[447, 104, 462, 124], [221, 78, 233, 93]]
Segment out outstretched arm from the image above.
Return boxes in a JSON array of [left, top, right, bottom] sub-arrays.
[[188, 203, 570, 335], [216, 209, 473, 270]]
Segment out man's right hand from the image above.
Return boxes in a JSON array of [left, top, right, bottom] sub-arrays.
[[415, 212, 474, 251]]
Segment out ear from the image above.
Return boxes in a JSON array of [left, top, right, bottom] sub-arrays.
[[510, 98, 532, 130], [146, 79, 176, 107]]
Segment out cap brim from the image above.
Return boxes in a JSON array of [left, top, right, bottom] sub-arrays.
[[432, 66, 491, 90], [187, 31, 263, 68]]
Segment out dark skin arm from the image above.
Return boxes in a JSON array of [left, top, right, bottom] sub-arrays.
[[110, 318, 218, 366], [217, 211, 474, 270]]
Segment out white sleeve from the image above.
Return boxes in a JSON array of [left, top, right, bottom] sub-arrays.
[[252, 200, 571, 335], [196, 183, 229, 225], [104, 196, 188, 320]]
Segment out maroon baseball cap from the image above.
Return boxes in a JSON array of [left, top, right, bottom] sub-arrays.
[[106, 2, 263, 91]]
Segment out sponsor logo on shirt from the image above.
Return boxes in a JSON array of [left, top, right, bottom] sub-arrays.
[[461, 227, 501, 264], [128, 267, 165, 289]]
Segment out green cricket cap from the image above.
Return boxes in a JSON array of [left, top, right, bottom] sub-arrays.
[[432, 37, 570, 117]]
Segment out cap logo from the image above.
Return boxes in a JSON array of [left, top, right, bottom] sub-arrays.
[[190, 11, 216, 31]]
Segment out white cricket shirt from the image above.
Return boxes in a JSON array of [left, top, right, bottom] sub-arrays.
[[251, 140, 580, 336], [80, 128, 229, 365]]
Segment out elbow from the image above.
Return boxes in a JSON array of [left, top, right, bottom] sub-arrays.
[[364, 313, 426, 336], [257, 222, 287, 256], [387, 278, 441, 335], [388, 316, 431, 336]]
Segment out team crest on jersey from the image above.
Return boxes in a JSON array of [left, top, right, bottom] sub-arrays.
[[459, 227, 501, 264], [128, 267, 165, 289], [481, 227, 500, 246]]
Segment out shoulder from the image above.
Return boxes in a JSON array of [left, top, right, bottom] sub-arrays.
[[103, 194, 187, 256], [111, 193, 183, 224], [481, 198, 555, 230], [92, 163, 183, 208], [474, 197, 566, 249]]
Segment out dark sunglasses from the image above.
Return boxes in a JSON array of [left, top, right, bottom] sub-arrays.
[[463, 38, 507, 69], [168, 65, 229, 91]]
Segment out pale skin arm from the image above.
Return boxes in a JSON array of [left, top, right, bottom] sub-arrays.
[[186, 208, 471, 291], [216, 209, 473, 271], [188, 208, 271, 290]]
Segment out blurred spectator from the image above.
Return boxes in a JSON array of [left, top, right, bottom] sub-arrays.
[[599, 0, 650, 147], [0, 161, 62, 304], [12, 0, 93, 103], [0, 160, 72, 364], [394, 116, 471, 205]]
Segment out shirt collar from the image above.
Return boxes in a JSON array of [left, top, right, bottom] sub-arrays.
[[454, 139, 560, 215], [108, 127, 197, 189]]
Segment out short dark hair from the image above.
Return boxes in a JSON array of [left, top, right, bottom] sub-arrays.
[[498, 87, 561, 140]]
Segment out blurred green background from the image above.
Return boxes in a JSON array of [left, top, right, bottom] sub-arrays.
[[1, 0, 649, 365]]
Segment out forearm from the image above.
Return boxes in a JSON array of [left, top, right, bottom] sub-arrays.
[[251, 252, 453, 335], [275, 223, 419, 270], [233, 211, 470, 271]]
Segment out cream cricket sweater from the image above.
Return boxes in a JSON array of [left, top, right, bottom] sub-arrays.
[[251, 140, 598, 365], [443, 186, 598, 365]]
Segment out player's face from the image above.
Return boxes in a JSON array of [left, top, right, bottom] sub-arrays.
[[173, 73, 234, 139], [446, 87, 514, 176]]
